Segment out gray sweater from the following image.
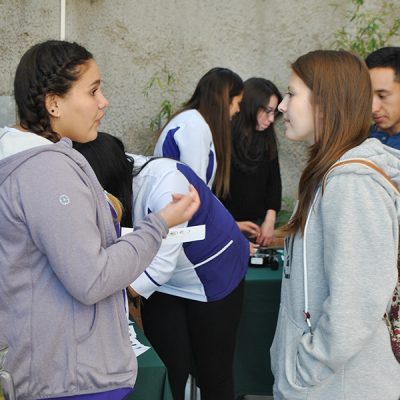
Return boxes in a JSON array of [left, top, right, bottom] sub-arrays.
[[271, 139, 400, 400], [0, 128, 168, 400]]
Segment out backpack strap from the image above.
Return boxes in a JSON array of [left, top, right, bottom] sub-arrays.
[[322, 158, 400, 195]]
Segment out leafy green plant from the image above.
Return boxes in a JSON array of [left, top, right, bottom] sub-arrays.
[[143, 66, 180, 132], [276, 196, 295, 228], [332, 0, 400, 57]]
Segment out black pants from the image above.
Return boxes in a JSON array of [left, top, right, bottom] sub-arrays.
[[141, 280, 245, 400]]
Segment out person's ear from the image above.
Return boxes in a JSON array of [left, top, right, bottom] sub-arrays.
[[45, 94, 61, 118]]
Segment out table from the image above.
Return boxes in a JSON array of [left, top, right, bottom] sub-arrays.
[[234, 256, 283, 397], [129, 254, 283, 399], [129, 327, 173, 400]]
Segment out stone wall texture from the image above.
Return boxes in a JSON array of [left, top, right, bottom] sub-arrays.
[[0, 0, 378, 202]]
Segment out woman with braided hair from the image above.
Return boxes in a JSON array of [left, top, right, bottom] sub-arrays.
[[0, 40, 199, 400]]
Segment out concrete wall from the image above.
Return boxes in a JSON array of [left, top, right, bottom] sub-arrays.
[[0, 0, 358, 201]]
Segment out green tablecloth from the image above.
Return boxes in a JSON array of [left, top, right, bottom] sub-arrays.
[[234, 259, 283, 397], [129, 327, 173, 400]]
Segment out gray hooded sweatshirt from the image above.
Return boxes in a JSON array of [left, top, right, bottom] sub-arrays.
[[271, 138, 400, 400], [0, 127, 168, 400]]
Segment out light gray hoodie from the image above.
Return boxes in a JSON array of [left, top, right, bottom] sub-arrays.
[[0, 127, 168, 400], [271, 138, 400, 400]]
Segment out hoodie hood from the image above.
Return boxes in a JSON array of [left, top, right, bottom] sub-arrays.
[[0, 127, 86, 187], [328, 138, 400, 220], [0, 127, 52, 159]]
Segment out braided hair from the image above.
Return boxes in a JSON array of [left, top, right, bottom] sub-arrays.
[[14, 40, 93, 142]]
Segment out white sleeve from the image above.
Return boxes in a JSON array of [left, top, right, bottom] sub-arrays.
[[173, 119, 212, 183], [131, 168, 190, 298]]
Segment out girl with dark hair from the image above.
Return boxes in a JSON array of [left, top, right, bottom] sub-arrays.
[[74, 132, 250, 400], [222, 78, 283, 245], [0, 40, 199, 400], [271, 50, 400, 399], [154, 67, 243, 198], [74, 132, 135, 227]]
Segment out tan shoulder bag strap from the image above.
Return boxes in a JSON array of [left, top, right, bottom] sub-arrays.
[[321, 157, 400, 363], [322, 158, 400, 194]]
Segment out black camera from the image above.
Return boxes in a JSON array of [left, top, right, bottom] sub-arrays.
[[249, 247, 280, 270]]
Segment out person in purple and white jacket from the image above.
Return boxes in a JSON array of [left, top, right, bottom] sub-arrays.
[[75, 132, 250, 400], [154, 67, 243, 200]]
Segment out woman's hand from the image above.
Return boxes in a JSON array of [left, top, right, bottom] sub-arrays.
[[249, 241, 259, 256], [237, 221, 261, 238], [256, 210, 276, 246], [257, 221, 274, 246], [158, 184, 200, 228]]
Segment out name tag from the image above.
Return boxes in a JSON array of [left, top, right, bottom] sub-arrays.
[[121, 225, 206, 245], [250, 257, 263, 265], [163, 225, 205, 244]]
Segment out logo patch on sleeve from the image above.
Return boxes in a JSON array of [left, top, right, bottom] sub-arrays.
[[59, 194, 70, 206]]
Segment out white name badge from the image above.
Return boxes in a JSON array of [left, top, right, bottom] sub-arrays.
[[162, 225, 205, 244], [250, 257, 263, 265], [121, 225, 206, 245]]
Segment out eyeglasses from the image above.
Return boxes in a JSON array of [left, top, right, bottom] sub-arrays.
[[260, 106, 280, 118]]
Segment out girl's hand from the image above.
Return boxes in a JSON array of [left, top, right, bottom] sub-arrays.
[[237, 221, 261, 238], [256, 220, 275, 246], [249, 242, 259, 256], [159, 184, 200, 228]]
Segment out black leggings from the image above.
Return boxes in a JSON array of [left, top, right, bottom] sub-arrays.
[[141, 280, 244, 400]]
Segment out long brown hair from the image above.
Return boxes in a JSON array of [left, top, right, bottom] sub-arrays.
[[181, 67, 243, 198], [284, 50, 372, 235]]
